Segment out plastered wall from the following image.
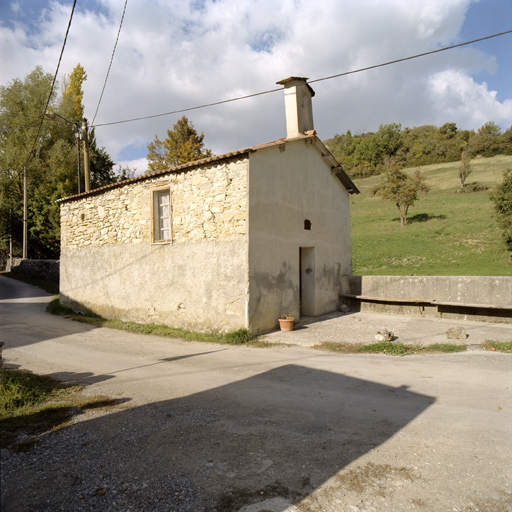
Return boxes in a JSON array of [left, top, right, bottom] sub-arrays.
[[247, 139, 353, 333]]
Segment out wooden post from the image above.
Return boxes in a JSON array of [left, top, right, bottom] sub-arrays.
[[23, 166, 27, 259], [82, 119, 91, 192], [75, 127, 82, 194]]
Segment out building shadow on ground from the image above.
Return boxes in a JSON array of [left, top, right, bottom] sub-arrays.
[[2, 364, 435, 511]]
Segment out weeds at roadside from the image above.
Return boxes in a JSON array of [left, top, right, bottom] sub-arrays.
[[0, 369, 124, 450], [424, 343, 467, 353], [357, 341, 414, 355], [313, 342, 362, 353], [46, 297, 259, 346], [482, 341, 512, 353], [314, 341, 468, 356]]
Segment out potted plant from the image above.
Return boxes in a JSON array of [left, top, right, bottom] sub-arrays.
[[278, 315, 295, 332]]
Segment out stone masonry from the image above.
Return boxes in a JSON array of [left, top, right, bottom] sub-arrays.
[[60, 157, 248, 249]]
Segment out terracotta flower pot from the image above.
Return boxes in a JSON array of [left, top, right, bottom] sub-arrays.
[[278, 318, 294, 332]]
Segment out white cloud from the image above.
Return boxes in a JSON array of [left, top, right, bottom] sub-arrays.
[[115, 157, 148, 176], [1, 0, 510, 165], [428, 70, 512, 128]]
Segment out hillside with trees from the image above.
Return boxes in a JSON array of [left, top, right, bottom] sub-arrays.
[[350, 155, 512, 276], [325, 122, 512, 178]]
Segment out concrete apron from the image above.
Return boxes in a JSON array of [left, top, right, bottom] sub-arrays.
[[259, 311, 512, 348]]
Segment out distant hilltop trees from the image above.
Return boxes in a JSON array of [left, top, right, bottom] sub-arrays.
[[325, 122, 512, 178]]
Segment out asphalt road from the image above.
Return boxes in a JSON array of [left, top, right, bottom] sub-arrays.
[[1, 275, 511, 512]]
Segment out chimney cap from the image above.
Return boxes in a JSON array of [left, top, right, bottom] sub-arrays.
[[276, 76, 315, 97]]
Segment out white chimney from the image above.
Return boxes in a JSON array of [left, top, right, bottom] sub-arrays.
[[276, 76, 315, 138]]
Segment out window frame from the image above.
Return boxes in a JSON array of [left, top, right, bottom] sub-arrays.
[[151, 186, 172, 244]]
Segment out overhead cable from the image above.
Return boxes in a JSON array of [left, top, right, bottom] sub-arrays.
[[92, 29, 512, 129], [91, 0, 128, 126], [309, 29, 512, 84]]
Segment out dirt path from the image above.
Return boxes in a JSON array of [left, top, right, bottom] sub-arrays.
[[1, 275, 511, 511]]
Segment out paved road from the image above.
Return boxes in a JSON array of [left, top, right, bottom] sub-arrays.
[[1, 275, 511, 511]]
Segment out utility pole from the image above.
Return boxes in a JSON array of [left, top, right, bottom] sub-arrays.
[[82, 119, 91, 192], [9, 208, 13, 270], [44, 111, 83, 194], [75, 128, 82, 194], [23, 166, 27, 259]]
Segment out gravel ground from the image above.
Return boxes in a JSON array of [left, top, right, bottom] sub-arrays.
[[1, 276, 511, 512], [261, 310, 512, 347], [1, 407, 215, 511]]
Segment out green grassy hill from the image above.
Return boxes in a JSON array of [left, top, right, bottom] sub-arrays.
[[350, 155, 512, 276]]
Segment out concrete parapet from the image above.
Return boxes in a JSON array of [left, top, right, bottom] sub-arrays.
[[341, 276, 512, 323]]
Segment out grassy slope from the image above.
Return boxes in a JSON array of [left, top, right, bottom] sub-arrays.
[[350, 155, 512, 276]]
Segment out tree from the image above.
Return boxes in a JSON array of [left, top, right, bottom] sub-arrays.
[[0, 65, 117, 259], [458, 147, 472, 188], [352, 123, 403, 175], [471, 121, 503, 156], [61, 63, 87, 123], [439, 122, 458, 138], [372, 165, 430, 227], [146, 116, 212, 174], [59, 64, 116, 190], [490, 169, 512, 250], [0, 66, 65, 259]]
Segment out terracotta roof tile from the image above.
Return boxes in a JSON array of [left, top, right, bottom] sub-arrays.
[[58, 134, 358, 203]]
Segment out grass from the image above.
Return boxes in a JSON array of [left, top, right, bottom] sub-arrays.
[[350, 155, 512, 275], [1, 271, 59, 295], [47, 297, 257, 345], [0, 369, 123, 450], [482, 341, 512, 353], [315, 341, 467, 356]]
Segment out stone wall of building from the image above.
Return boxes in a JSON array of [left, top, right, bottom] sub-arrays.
[[59, 157, 250, 333], [60, 157, 248, 249]]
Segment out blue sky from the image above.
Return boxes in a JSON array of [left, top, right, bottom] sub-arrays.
[[1, 0, 511, 173]]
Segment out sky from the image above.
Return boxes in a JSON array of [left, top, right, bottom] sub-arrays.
[[1, 0, 511, 175]]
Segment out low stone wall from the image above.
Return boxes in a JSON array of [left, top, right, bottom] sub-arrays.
[[342, 276, 512, 323], [11, 259, 60, 283]]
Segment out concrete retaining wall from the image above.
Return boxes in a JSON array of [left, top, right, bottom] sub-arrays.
[[342, 276, 512, 323]]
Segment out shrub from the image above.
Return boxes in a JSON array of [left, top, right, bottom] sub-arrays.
[[490, 169, 512, 249]]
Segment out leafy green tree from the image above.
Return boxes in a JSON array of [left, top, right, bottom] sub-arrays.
[[0, 66, 65, 259], [61, 63, 87, 123], [372, 165, 430, 227], [0, 65, 117, 260], [439, 122, 458, 138], [458, 147, 472, 188], [499, 126, 512, 156], [352, 123, 403, 176], [490, 169, 512, 250], [471, 121, 503, 157], [146, 116, 212, 174], [59, 64, 116, 190]]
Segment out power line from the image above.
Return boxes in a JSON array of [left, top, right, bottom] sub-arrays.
[[309, 29, 512, 84], [24, 0, 77, 167], [92, 29, 512, 129], [91, 0, 128, 126], [92, 87, 281, 127]]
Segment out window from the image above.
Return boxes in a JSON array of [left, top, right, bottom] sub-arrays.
[[153, 188, 171, 242]]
